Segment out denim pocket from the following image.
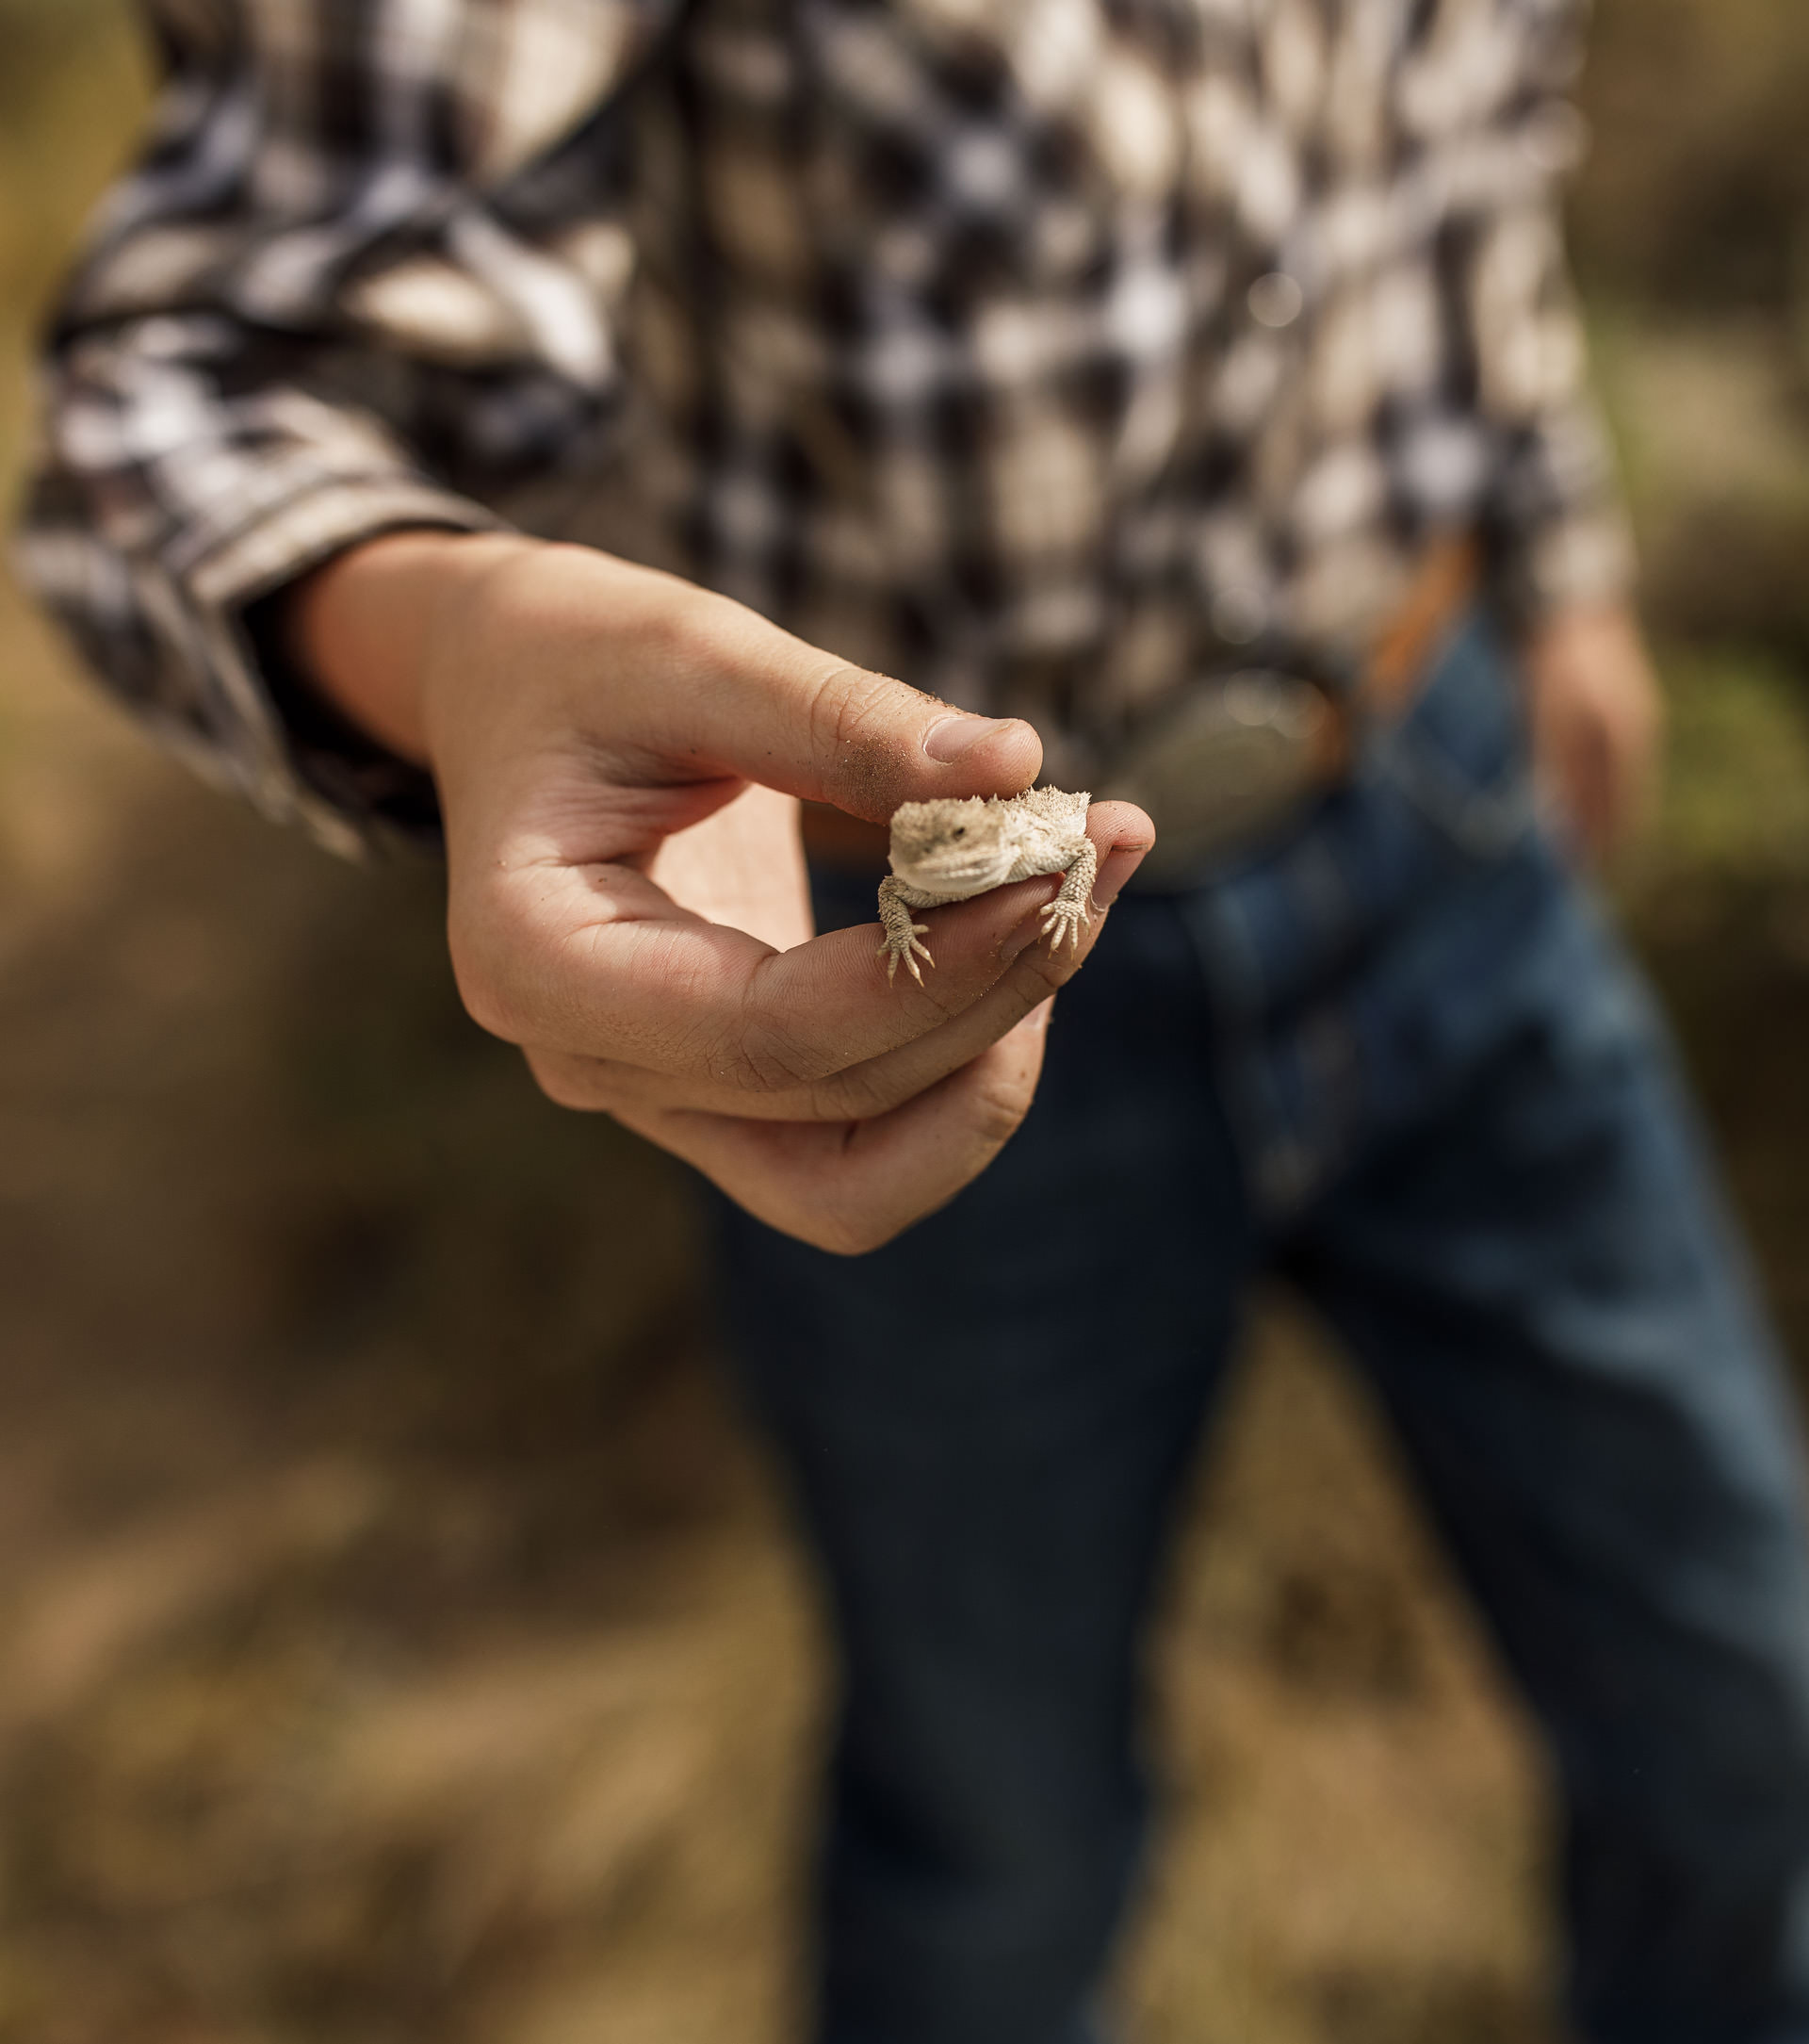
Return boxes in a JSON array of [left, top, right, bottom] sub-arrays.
[[1185, 608, 1537, 1025], [1176, 612, 1552, 1211], [1366, 610, 1535, 865]]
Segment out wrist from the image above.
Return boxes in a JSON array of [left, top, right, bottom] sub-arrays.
[[282, 528, 535, 765]]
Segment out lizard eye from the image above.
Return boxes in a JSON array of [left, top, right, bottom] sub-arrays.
[[952, 826, 966, 839]]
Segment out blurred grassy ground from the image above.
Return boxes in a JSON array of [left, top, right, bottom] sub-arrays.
[[0, 6, 1804, 2041]]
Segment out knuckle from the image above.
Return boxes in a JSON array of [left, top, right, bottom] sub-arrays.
[[622, 577, 711, 675], [711, 1015, 820, 1095], [812, 1204, 896, 1257], [1010, 929, 1080, 998], [448, 920, 525, 1043], [907, 967, 970, 1026], [523, 1050, 603, 1112], [446, 865, 557, 1043], [960, 1039, 1039, 1146], [722, 973, 848, 1092], [807, 664, 906, 793], [970, 1075, 1034, 1150], [806, 1067, 897, 1122], [790, 1151, 905, 1257]]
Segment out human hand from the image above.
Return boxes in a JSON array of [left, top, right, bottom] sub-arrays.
[[287, 532, 1152, 1251], [1522, 603, 1664, 864]]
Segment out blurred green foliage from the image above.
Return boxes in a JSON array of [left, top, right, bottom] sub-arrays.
[[1660, 649, 1809, 875]]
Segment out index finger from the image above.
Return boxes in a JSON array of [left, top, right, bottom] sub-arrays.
[[591, 579, 1046, 822], [464, 805, 1155, 1091]]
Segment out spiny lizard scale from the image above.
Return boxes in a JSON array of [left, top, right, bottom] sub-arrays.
[[878, 787, 1096, 986]]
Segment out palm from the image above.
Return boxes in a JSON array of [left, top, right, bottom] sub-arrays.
[[646, 785, 815, 956]]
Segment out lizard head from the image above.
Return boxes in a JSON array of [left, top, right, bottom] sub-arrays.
[[888, 796, 1016, 897]]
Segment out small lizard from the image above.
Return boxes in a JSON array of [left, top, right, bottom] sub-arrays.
[[878, 787, 1096, 986]]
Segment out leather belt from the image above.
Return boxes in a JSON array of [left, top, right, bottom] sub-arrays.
[[801, 533, 1480, 880]]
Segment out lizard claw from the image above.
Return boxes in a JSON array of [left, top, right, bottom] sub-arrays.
[[880, 924, 934, 986], [1039, 899, 1090, 953]]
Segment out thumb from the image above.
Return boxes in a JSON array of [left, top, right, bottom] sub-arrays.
[[783, 662, 1047, 821], [659, 598, 1046, 819]]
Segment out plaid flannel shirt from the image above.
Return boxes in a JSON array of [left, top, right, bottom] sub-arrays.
[[17, 0, 1634, 855]]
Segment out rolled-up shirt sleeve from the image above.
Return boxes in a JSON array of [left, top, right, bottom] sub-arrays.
[[14, 0, 672, 853]]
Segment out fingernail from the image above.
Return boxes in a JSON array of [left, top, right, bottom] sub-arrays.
[[925, 712, 1016, 762]]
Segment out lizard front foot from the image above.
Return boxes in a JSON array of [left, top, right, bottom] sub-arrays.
[[879, 923, 934, 986], [1039, 896, 1091, 953], [877, 875, 936, 986]]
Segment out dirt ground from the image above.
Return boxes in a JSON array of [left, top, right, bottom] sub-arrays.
[[1, 8, 1806, 2043]]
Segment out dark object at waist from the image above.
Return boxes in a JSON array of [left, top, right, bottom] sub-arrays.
[[802, 535, 1479, 880]]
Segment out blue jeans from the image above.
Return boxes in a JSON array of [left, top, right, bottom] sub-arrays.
[[712, 617, 1809, 2044]]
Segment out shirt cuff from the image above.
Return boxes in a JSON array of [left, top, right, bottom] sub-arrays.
[[183, 476, 508, 857]]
